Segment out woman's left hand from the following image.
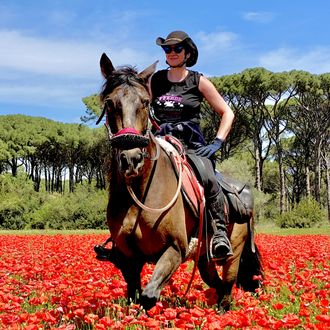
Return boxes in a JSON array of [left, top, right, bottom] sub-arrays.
[[195, 138, 223, 158]]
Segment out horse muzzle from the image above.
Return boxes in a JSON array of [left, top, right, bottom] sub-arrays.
[[119, 148, 145, 179], [109, 128, 149, 150]]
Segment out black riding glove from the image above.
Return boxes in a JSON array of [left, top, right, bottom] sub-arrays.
[[195, 138, 223, 158]]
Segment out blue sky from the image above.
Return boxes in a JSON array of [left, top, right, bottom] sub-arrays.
[[0, 0, 329, 124]]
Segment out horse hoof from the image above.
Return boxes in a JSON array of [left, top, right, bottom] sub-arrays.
[[219, 296, 231, 313], [94, 245, 113, 261], [140, 294, 157, 311]]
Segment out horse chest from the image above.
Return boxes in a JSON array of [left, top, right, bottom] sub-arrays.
[[112, 206, 166, 254]]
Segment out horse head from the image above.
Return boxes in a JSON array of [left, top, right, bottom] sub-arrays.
[[98, 53, 158, 179]]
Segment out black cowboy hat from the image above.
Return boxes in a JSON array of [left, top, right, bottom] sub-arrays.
[[156, 30, 198, 67]]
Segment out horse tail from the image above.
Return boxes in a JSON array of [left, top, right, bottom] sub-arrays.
[[236, 224, 263, 292]]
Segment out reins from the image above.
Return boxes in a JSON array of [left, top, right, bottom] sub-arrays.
[[127, 145, 183, 213], [126, 136, 205, 296]]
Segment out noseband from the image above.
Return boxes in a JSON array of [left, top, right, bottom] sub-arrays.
[[109, 127, 150, 149], [96, 103, 150, 150]]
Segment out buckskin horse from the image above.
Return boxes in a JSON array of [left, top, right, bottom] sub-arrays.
[[94, 53, 263, 311]]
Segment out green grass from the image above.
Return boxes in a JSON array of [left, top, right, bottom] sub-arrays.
[[255, 220, 330, 235], [1, 222, 329, 236], [0, 229, 109, 235]]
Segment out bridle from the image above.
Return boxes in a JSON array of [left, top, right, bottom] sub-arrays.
[[96, 102, 183, 213], [96, 102, 150, 150]]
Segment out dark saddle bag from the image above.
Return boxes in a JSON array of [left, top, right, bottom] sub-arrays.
[[215, 171, 254, 224]]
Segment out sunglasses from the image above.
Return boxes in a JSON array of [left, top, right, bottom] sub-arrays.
[[162, 44, 184, 54]]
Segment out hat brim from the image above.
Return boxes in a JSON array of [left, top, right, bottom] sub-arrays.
[[156, 37, 184, 46]]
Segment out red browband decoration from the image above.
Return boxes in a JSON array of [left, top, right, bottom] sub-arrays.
[[113, 128, 141, 136]]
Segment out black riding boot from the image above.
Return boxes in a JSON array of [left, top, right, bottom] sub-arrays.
[[208, 191, 233, 261]]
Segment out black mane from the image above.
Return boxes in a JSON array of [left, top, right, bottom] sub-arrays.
[[100, 66, 146, 101]]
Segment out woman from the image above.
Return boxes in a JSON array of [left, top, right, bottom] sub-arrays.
[[149, 30, 235, 262]]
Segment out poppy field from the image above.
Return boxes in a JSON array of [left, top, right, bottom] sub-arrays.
[[0, 233, 329, 329]]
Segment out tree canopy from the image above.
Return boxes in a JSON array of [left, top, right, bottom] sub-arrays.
[[1, 68, 329, 218]]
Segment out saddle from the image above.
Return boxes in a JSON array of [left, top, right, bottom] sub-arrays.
[[216, 171, 254, 224], [157, 135, 253, 224]]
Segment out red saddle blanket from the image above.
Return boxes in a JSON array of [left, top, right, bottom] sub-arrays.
[[156, 135, 205, 216]]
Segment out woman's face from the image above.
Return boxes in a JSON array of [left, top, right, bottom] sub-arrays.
[[162, 44, 187, 67]]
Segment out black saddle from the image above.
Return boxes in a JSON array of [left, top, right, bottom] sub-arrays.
[[215, 171, 254, 224]]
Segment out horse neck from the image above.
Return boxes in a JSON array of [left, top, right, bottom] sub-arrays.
[[132, 136, 173, 198]]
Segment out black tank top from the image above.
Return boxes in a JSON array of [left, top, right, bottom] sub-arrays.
[[150, 70, 204, 124]]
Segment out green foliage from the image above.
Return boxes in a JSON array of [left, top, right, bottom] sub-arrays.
[[0, 173, 108, 230], [0, 173, 44, 229], [253, 189, 279, 223], [81, 94, 103, 124], [219, 152, 254, 186], [0, 196, 28, 229], [26, 185, 108, 230], [275, 198, 326, 228], [262, 161, 280, 194]]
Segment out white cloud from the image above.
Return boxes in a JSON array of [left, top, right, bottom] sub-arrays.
[[0, 28, 158, 116], [196, 31, 238, 53], [259, 47, 330, 73], [0, 29, 154, 79], [0, 30, 100, 78], [243, 11, 274, 23]]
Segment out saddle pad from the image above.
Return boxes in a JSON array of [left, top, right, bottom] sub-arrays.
[[156, 136, 204, 215]]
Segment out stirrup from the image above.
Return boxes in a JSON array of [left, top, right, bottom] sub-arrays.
[[94, 245, 113, 261], [209, 234, 233, 262], [94, 236, 113, 261]]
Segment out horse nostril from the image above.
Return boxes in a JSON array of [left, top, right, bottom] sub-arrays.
[[133, 153, 143, 168], [120, 153, 129, 170]]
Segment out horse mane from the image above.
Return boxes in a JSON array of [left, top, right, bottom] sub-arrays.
[[100, 66, 146, 102]]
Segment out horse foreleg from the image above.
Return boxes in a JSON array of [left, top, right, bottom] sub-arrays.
[[221, 223, 248, 311], [118, 257, 144, 304], [141, 244, 182, 310], [198, 254, 224, 294]]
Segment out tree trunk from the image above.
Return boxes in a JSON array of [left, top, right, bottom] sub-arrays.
[[10, 158, 18, 177], [33, 165, 41, 192], [314, 141, 322, 202], [278, 148, 286, 213], [306, 166, 311, 197], [69, 166, 75, 193], [254, 145, 262, 191], [44, 167, 48, 192], [51, 167, 55, 192], [323, 154, 330, 222]]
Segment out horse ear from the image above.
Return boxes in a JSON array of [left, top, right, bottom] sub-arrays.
[[100, 53, 115, 78], [138, 61, 158, 82]]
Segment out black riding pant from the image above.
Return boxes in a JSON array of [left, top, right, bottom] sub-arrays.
[[186, 152, 221, 199]]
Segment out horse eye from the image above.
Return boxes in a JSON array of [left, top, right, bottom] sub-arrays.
[[106, 99, 121, 113], [105, 100, 114, 110], [142, 99, 150, 107]]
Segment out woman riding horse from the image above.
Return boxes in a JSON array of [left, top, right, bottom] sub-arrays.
[[150, 30, 235, 262], [94, 43, 262, 311]]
